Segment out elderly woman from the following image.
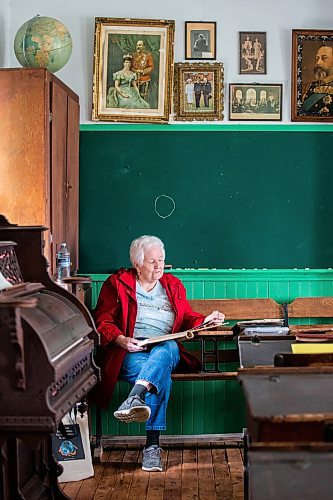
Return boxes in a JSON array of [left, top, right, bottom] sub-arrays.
[[94, 235, 224, 472]]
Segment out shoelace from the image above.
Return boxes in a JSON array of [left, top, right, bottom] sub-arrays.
[[145, 446, 163, 459]]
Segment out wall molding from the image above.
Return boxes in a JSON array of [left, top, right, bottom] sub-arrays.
[[80, 123, 333, 132]]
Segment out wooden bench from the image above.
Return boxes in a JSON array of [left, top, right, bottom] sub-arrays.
[[92, 297, 285, 454], [288, 295, 333, 329], [172, 298, 285, 380]]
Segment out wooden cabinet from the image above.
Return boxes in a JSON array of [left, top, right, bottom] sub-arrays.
[[0, 68, 79, 276]]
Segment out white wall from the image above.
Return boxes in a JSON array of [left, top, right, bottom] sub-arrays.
[[6, 0, 333, 123], [0, 0, 11, 67]]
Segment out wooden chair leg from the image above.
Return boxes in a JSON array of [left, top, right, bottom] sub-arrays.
[[92, 405, 103, 462]]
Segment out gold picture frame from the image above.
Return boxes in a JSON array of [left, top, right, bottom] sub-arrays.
[[173, 62, 224, 121], [291, 29, 333, 122], [92, 17, 175, 123]]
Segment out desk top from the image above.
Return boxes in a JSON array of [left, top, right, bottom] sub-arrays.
[[239, 370, 333, 421]]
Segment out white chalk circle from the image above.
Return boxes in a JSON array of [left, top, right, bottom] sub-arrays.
[[154, 195, 176, 219]]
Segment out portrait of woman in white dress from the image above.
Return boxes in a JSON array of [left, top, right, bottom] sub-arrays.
[[106, 55, 150, 109], [185, 78, 194, 109]]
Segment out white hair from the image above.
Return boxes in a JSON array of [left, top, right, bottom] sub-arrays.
[[129, 235, 165, 267]]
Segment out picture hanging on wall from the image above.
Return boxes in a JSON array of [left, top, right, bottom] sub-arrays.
[[173, 62, 224, 121], [229, 83, 282, 121], [239, 32, 266, 74], [92, 17, 175, 123], [291, 29, 333, 122], [185, 21, 216, 60]]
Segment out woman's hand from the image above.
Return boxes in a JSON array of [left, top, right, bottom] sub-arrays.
[[113, 335, 146, 352], [204, 310, 225, 324]]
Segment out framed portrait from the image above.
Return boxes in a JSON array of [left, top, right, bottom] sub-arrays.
[[239, 31, 266, 74], [173, 62, 224, 121], [185, 21, 216, 60], [291, 29, 333, 122], [229, 83, 282, 121], [92, 17, 175, 123]]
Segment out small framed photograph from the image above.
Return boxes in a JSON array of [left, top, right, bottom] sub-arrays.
[[229, 83, 282, 121], [291, 29, 333, 122], [185, 21, 216, 60], [92, 17, 175, 123], [173, 62, 224, 121], [239, 32, 266, 74]]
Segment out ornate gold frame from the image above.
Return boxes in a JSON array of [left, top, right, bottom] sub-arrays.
[[92, 17, 175, 123], [173, 62, 224, 121]]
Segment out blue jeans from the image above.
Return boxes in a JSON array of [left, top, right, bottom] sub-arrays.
[[119, 340, 180, 430]]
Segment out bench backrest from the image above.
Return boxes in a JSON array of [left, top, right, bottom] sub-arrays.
[[189, 298, 284, 321], [190, 297, 333, 323], [288, 297, 333, 318]]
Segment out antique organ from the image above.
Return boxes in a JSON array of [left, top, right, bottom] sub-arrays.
[[0, 216, 99, 499]]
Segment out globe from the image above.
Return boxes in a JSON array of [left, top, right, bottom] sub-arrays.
[[14, 15, 72, 73]]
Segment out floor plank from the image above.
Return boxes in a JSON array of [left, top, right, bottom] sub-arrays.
[[60, 441, 244, 500], [181, 447, 199, 499]]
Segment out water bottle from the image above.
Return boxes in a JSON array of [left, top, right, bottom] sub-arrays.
[[56, 242, 71, 281]]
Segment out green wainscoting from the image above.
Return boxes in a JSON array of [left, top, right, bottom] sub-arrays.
[[89, 268, 333, 307], [89, 268, 333, 437]]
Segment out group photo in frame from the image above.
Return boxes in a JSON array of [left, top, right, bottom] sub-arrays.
[[291, 29, 333, 122], [229, 83, 282, 121], [239, 31, 266, 74], [185, 22, 216, 60], [92, 17, 175, 123], [173, 62, 224, 121]]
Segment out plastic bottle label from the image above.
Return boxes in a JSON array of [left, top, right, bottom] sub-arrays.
[[57, 256, 70, 267]]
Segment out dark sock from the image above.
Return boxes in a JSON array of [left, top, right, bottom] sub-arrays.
[[128, 383, 148, 400], [146, 430, 160, 448]]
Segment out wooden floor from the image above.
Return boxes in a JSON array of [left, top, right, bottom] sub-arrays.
[[61, 440, 244, 500]]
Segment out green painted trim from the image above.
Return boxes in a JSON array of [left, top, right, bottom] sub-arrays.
[[89, 268, 333, 282], [80, 123, 333, 132]]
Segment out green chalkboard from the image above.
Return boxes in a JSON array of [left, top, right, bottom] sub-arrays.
[[79, 130, 333, 273]]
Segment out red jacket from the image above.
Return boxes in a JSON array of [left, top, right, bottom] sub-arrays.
[[93, 268, 204, 408]]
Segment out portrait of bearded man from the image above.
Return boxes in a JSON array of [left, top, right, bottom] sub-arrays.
[[301, 44, 333, 116]]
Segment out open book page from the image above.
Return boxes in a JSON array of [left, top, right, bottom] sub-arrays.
[[236, 318, 285, 326], [136, 319, 228, 347], [137, 330, 194, 347]]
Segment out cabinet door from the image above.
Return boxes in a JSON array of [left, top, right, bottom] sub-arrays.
[[50, 79, 79, 275], [66, 95, 79, 273], [50, 80, 68, 275]]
